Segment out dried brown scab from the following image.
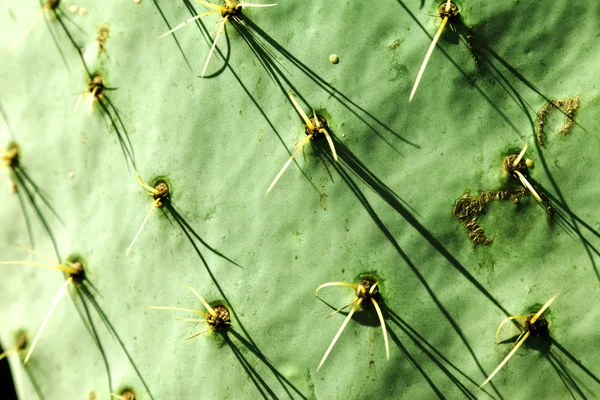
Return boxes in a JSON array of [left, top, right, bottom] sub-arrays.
[[465, 29, 481, 72], [206, 304, 231, 330], [536, 96, 581, 146], [453, 188, 528, 247], [454, 187, 553, 247], [438, 1, 459, 21], [97, 24, 110, 55], [221, 0, 242, 18]]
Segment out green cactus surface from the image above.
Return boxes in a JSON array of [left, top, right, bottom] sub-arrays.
[[1, 0, 600, 399]]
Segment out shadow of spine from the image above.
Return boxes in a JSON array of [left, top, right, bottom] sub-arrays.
[[319, 140, 506, 398], [169, 205, 308, 399]]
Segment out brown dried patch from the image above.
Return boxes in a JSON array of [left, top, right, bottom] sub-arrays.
[[536, 96, 580, 146], [465, 29, 481, 72], [453, 188, 528, 247], [97, 24, 110, 56], [320, 192, 328, 211]]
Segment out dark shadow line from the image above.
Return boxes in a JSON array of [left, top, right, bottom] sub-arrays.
[[233, 16, 287, 77], [102, 96, 136, 169], [223, 333, 275, 400], [229, 329, 306, 400], [43, 9, 71, 75], [167, 204, 242, 268], [477, 46, 537, 137], [328, 153, 501, 398], [185, 0, 320, 194], [23, 366, 45, 400], [232, 18, 310, 107], [548, 202, 600, 259], [170, 214, 307, 399], [150, 0, 193, 71], [548, 355, 579, 400], [182, 0, 212, 46], [51, 6, 90, 78], [183, 2, 320, 195], [13, 179, 35, 251], [11, 169, 61, 260], [476, 42, 587, 132], [79, 283, 155, 400], [197, 16, 232, 79], [73, 284, 113, 393], [394, 1, 521, 135], [386, 327, 446, 399], [97, 97, 136, 170], [331, 139, 510, 316], [547, 352, 586, 400], [386, 307, 494, 399], [68, 281, 97, 341], [14, 166, 63, 224], [53, 7, 136, 172], [231, 21, 324, 193], [240, 16, 419, 150], [315, 296, 342, 315], [545, 192, 600, 241], [316, 149, 335, 184], [169, 209, 256, 349], [181, 0, 231, 79], [550, 338, 600, 386], [55, 7, 86, 35], [532, 140, 600, 280], [159, 206, 175, 228]]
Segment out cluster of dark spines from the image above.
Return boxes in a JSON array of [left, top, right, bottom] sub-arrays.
[[2, 0, 594, 398]]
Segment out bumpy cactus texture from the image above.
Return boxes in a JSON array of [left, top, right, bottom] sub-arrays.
[[1, 0, 600, 399]]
